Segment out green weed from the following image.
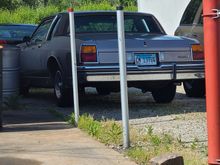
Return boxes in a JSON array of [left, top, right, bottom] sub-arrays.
[[62, 112, 207, 165], [0, 2, 137, 24], [100, 121, 122, 145], [68, 112, 76, 126]]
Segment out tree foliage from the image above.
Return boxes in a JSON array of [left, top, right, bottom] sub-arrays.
[[0, 0, 137, 10]]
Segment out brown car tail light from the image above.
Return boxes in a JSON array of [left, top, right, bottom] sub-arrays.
[[80, 45, 97, 63], [192, 44, 204, 60], [0, 40, 7, 45]]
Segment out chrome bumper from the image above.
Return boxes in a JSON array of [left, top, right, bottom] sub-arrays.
[[79, 64, 205, 82]]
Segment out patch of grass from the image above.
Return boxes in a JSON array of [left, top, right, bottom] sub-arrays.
[[78, 114, 101, 137], [191, 137, 199, 150], [68, 113, 123, 145], [99, 120, 122, 145], [126, 147, 150, 163], [126, 130, 207, 165], [0, 2, 137, 24], [66, 112, 207, 165], [0, 6, 60, 24], [67, 112, 76, 126]]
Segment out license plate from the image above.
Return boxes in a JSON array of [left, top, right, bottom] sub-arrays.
[[135, 53, 157, 66]]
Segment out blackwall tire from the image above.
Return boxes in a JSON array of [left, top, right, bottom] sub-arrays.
[[152, 84, 176, 103], [183, 79, 205, 98], [54, 70, 72, 107]]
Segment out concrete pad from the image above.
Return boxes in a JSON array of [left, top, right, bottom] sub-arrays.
[[0, 123, 136, 165]]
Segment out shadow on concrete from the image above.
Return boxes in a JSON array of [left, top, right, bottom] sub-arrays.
[[1, 88, 72, 132], [0, 157, 42, 165], [1, 122, 72, 132]]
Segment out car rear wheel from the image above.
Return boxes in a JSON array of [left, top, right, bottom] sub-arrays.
[[183, 79, 205, 97], [96, 87, 111, 95], [54, 70, 72, 107], [19, 86, 29, 96], [151, 83, 176, 103]]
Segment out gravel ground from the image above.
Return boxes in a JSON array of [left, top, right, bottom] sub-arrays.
[[12, 85, 207, 146]]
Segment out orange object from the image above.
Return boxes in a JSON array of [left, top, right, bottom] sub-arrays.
[[81, 45, 97, 54], [203, 0, 220, 164], [68, 8, 74, 12], [192, 44, 204, 60]]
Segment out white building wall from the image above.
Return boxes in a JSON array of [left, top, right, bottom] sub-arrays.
[[138, 0, 191, 35]]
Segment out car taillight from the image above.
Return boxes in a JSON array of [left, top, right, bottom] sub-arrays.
[[81, 45, 97, 63], [0, 40, 7, 45], [192, 44, 204, 60]]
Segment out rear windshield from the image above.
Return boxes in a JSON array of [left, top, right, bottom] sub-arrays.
[[0, 25, 36, 40], [69, 14, 164, 34]]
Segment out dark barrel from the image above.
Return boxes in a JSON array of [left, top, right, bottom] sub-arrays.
[[2, 45, 20, 99], [0, 46, 3, 129]]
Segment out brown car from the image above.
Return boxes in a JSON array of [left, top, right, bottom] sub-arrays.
[[175, 0, 205, 98]]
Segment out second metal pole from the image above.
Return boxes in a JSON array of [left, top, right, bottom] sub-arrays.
[[117, 6, 130, 149], [203, 0, 220, 164], [68, 8, 80, 125]]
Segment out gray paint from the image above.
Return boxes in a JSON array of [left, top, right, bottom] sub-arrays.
[[2, 46, 20, 99], [19, 12, 204, 91]]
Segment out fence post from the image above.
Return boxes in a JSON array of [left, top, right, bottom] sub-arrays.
[[117, 6, 130, 149], [68, 8, 80, 125]]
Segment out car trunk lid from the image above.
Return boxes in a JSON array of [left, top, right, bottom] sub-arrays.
[[77, 33, 194, 64]]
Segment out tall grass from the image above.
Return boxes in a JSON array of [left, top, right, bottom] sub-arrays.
[[66, 113, 207, 165], [0, 2, 137, 24], [0, 6, 60, 24]]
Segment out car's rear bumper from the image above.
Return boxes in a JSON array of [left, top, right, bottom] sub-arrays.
[[78, 63, 205, 82]]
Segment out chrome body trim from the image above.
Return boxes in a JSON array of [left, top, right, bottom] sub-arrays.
[[78, 63, 205, 82]]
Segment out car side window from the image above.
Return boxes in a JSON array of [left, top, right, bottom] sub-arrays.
[[31, 19, 53, 44], [180, 0, 202, 25]]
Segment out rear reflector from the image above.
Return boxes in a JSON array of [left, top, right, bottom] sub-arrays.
[[192, 44, 204, 60], [81, 45, 97, 62], [192, 44, 203, 52]]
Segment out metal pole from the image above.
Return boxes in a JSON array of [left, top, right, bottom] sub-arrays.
[[203, 0, 220, 164], [68, 8, 80, 125], [117, 6, 130, 149]]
